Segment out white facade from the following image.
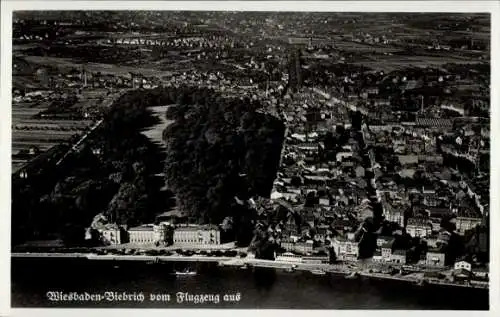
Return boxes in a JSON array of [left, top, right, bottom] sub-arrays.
[[281, 240, 295, 251], [376, 237, 395, 248], [455, 217, 482, 234], [384, 210, 405, 228], [98, 226, 122, 245], [128, 224, 167, 244], [332, 238, 359, 261], [276, 253, 303, 263], [173, 226, 220, 246], [426, 252, 446, 267], [454, 261, 472, 272], [319, 198, 330, 206], [389, 252, 407, 265], [381, 246, 392, 260], [295, 240, 314, 254], [406, 224, 432, 238], [129, 227, 155, 244], [372, 254, 385, 263]]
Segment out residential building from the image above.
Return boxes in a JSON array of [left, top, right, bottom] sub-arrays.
[[429, 207, 451, 219], [173, 225, 220, 246], [455, 216, 482, 235], [356, 199, 374, 221], [280, 239, 295, 252], [284, 216, 299, 234], [398, 155, 419, 166], [473, 267, 489, 279], [97, 224, 122, 245], [319, 197, 330, 206], [372, 251, 384, 263], [426, 250, 446, 267], [376, 236, 395, 248], [406, 217, 432, 238], [332, 237, 359, 261], [381, 242, 393, 261], [314, 225, 329, 242], [355, 165, 365, 178], [454, 260, 472, 272], [383, 208, 405, 228], [429, 218, 442, 232], [424, 235, 440, 248], [295, 240, 314, 254], [389, 249, 407, 265]]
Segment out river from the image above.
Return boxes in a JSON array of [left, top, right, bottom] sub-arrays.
[[11, 258, 488, 309]]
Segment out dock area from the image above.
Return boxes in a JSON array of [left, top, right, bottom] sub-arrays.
[[11, 252, 488, 290]]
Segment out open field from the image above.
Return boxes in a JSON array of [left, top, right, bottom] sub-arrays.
[[332, 41, 402, 54], [353, 55, 485, 72], [141, 104, 175, 148], [12, 162, 26, 173], [12, 109, 43, 122], [13, 130, 80, 139], [11, 103, 83, 158], [11, 92, 106, 171], [13, 120, 91, 129], [12, 142, 55, 153], [17, 55, 175, 78]]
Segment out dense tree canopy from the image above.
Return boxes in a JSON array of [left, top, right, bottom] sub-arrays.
[[163, 92, 286, 242], [13, 85, 283, 248]]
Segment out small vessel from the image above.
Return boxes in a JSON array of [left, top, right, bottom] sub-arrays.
[[240, 264, 249, 270], [285, 266, 296, 273], [310, 269, 326, 276], [173, 267, 197, 276]]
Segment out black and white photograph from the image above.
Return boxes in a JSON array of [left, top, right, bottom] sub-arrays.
[[1, 0, 499, 314]]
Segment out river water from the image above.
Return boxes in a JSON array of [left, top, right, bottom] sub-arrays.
[[11, 258, 488, 309]]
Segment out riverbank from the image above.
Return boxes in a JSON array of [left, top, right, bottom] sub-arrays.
[[12, 252, 233, 263], [11, 252, 488, 290], [11, 256, 489, 309]]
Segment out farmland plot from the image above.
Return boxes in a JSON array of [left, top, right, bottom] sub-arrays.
[[11, 99, 94, 172], [21, 55, 175, 78], [354, 54, 484, 73]]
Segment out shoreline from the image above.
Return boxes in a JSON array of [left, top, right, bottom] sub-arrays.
[[11, 252, 488, 290]]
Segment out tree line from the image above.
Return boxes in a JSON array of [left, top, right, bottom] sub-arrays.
[[12, 86, 285, 248]]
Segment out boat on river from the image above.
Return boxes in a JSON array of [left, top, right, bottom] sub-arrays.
[[173, 269, 197, 276], [171, 265, 197, 276]]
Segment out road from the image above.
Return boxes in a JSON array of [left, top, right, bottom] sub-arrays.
[[12, 252, 233, 263]]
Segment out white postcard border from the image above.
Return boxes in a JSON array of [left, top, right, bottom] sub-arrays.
[[1, 1, 499, 317]]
